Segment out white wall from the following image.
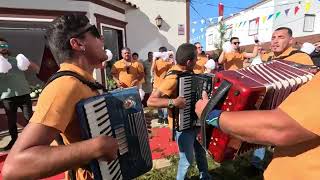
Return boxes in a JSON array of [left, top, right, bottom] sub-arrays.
[[205, 0, 274, 51], [125, 0, 187, 60], [273, 0, 320, 37], [0, 0, 126, 25], [224, 0, 274, 45]]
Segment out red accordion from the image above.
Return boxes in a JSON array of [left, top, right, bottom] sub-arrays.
[[202, 60, 319, 162]]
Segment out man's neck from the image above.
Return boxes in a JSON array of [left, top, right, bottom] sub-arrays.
[[124, 58, 131, 62], [68, 57, 96, 74], [274, 46, 291, 57]]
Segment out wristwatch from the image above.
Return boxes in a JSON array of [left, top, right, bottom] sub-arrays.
[[168, 99, 175, 109]]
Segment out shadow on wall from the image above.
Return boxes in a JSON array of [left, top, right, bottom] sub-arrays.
[[126, 8, 175, 58], [161, 20, 171, 32]]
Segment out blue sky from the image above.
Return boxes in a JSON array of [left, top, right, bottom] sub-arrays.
[[190, 0, 260, 49]]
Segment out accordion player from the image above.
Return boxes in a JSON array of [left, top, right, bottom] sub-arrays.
[[200, 60, 319, 162], [76, 87, 152, 180], [172, 71, 215, 132]]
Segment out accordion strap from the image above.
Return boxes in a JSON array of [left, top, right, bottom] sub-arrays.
[[199, 80, 232, 149], [44, 70, 107, 92]]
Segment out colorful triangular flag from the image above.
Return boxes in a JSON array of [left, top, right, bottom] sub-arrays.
[[239, 22, 243, 26], [305, 2, 311, 12], [267, 14, 274, 20], [285, 8, 290, 16], [255, 17, 260, 24], [262, 16, 267, 23], [294, 6, 300, 15], [275, 11, 281, 19], [243, 21, 247, 26]]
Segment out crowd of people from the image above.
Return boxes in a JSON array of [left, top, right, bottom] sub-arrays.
[[0, 13, 319, 180]]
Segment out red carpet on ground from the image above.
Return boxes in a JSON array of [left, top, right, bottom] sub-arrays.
[[149, 127, 179, 159], [0, 127, 178, 179]]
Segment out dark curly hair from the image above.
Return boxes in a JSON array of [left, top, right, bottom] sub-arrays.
[[46, 14, 89, 63]]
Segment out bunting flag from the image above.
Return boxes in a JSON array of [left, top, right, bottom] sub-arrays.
[[267, 13, 274, 20], [262, 16, 267, 23], [305, 1, 311, 12], [243, 21, 247, 26], [200, 28, 204, 32], [192, 28, 195, 34], [285, 8, 290, 16], [255, 17, 260, 24], [275, 11, 281, 19], [209, 18, 213, 23], [239, 22, 243, 26], [201, 19, 205, 24], [294, 6, 300, 15], [192, 21, 197, 25], [218, 2, 224, 17]]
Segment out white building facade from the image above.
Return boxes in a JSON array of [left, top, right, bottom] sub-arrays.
[[0, 0, 190, 84], [206, 0, 320, 51]]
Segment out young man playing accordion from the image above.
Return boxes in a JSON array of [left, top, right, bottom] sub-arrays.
[[196, 69, 320, 179], [2, 14, 118, 180], [148, 43, 211, 180]]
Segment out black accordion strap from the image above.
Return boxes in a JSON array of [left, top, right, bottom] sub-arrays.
[[43, 71, 107, 179], [44, 70, 107, 92], [199, 80, 232, 149]]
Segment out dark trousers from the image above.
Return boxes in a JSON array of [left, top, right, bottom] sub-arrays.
[[2, 94, 33, 140]]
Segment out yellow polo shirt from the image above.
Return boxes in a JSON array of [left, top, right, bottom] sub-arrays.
[[30, 63, 98, 180], [261, 47, 314, 65], [111, 59, 145, 88], [153, 59, 173, 89], [157, 65, 187, 129], [264, 73, 320, 180], [223, 52, 245, 70], [193, 56, 208, 74]]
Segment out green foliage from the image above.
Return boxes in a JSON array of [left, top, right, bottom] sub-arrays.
[[105, 77, 117, 91], [214, 20, 228, 51], [137, 150, 272, 180]]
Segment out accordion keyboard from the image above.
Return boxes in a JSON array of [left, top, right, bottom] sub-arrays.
[[178, 75, 193, 130], [77, 87, 152, 180]]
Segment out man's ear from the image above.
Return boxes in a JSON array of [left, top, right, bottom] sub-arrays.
[[289, 37, 294, 46], [69, 38, 85, 52]]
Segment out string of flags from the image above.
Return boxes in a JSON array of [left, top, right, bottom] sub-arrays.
[[190, 0, 318, 42], [218, 1, 315, 31]]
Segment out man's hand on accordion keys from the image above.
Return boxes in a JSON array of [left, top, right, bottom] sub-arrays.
[[173, 96, 186, 109], [195, 91, 209, 118], [94, 136, 119, 162]]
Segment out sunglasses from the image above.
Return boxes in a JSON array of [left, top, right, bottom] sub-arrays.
[[233, 42, 240, 45], [0, 44, 9, 48], [72, 25, 101, 39]]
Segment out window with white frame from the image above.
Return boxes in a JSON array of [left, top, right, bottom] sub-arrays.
[[303, 14, 315, 32], [248, 18, 258, 36]]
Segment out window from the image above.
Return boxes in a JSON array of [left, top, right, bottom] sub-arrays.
[[248, 18, 258, 36], [208, 34, 213, 45], [303, 14, 315, 32]]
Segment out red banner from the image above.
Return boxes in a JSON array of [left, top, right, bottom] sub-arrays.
[[218, 2, 224, 17]]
